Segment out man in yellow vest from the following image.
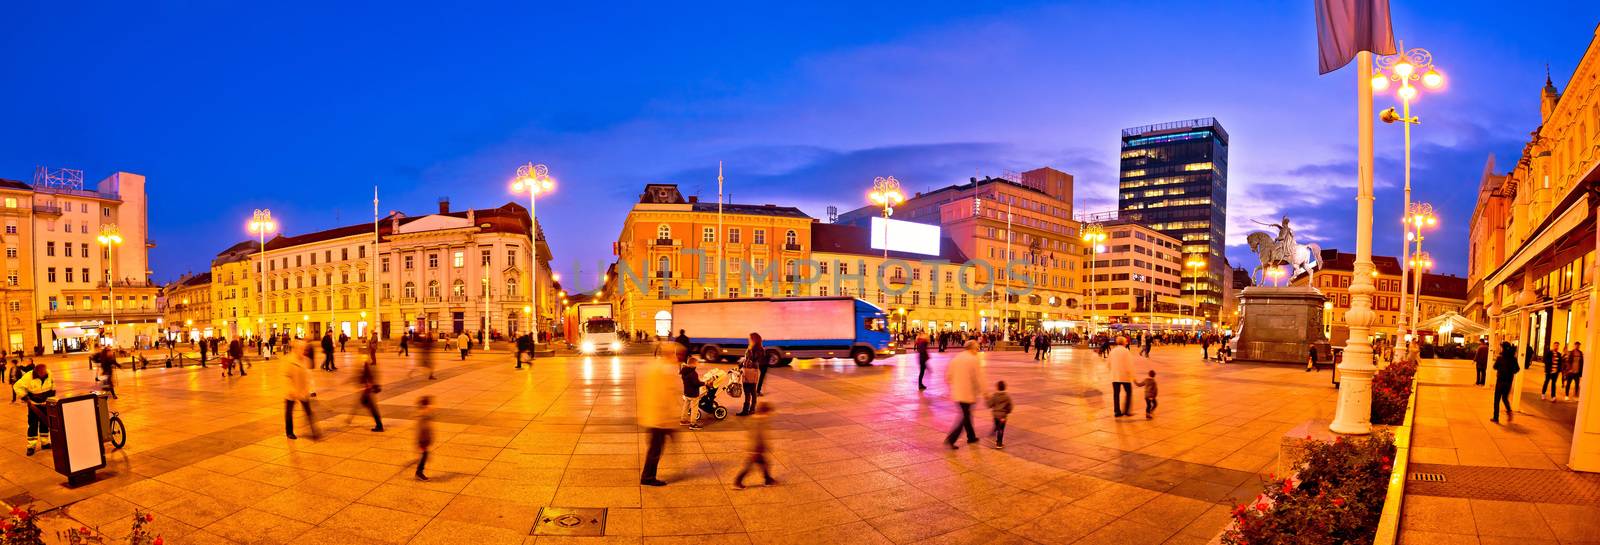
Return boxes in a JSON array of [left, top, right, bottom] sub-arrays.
[[13, 362, 54, 455]]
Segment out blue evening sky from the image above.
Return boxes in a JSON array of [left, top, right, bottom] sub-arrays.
[[3, 1, 1597, 293]]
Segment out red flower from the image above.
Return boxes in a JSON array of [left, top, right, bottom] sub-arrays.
[[1332, 498, 1346, 507], [154, 537, 164, 545], [2, 520, 13, 531], [1380, 456, 1392, 464], [1381, 464, 1392, 472], [145, 513, 155, 522], [79, 526, 90, 535], [1254, 502, 1269, 512], [1280, 480, 1294, 495]]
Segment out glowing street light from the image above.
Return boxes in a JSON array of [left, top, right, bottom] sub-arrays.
[[1186, 256, 1207, 324], [868, 175, 904, 263], [1398, 201, 1437, 336], [513, 163, 555, 359], [97, 225, 124, 346], [1376, 42, 1442, 339], [1081, 223, 1107, 330], [248, 209, 276, 341]]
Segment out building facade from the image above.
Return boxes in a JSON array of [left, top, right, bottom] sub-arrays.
[[0, 180, 36, 354], [1118, 118, 1229, 324], [32, 171, 158, 352], [1465, 27, 1600, 471], [162, 272, 213, 341], [254, 201, 552, 342], [838, 170, 1086, 331], [212, 240, 258, 338], [808, 222, 973, 332], [609, 184, 815, 337], [1292, 249, 1466, 346], [1081, 220, 1193, 331]]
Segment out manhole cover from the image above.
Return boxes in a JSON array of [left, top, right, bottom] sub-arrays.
[[532, 507, 607, 537], [1410, 472, 1446, 482]]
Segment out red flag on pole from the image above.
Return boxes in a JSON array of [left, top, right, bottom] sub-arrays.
[[1315, 0, 1398, 74]]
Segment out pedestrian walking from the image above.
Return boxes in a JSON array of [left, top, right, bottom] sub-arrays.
[[414, 395, 434, 481], [639, 342, 683, 486], [92, 347, 119, 399], [943, 340, 986, 449], [732, 401, 777, 489], [1139, 333, 1153, 358], [515, 333, 531, 369], [228, 338, 247, 377], [399, 332, 410, 356], [915, 332, 931, 390], [1542, 341, 1564, 401], [320, 331, 336, 371], [199, 338, 209, 366], [986, 381, 1012, 449], [1473, 341, 1490, 387], [1109, 335, 1135, 417], [418, 336, 436, 379], [457, 331, 471, 361], [1491, 341, 1519, 424], [679, 356, 704, 430], [339, 332, 348, 352], [351, 354, 384, 432], [14, 362, 53, 456], [674, 329, 692, 362], [1564, 342, 1584, 401], [1034, 333, 1048, 361], [1135, 370, 1159, 419], [737, 334, 764, 416], [284, 342, 320, 440]]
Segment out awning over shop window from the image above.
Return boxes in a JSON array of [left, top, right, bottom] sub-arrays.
[[1416, 311, 1489, 338], [51, 327, 86, 338]]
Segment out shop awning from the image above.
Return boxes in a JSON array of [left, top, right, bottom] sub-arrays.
[[1417, 311, 1489, 338], [51, 327, 86, 338]]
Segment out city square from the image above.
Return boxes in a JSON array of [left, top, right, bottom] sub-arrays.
[[4, 1, 1600, 544]]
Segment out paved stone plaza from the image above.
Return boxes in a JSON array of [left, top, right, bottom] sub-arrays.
[[0, 343, 1345, 544]]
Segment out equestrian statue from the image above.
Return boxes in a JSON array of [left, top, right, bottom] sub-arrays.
[[1246, 216, 1322, 285]]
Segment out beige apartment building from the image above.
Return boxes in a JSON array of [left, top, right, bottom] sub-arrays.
[[0, 180, 36, 353], [32, 171, 158, 352], [1080, 219, 1193, 331], [162, 272, 213, 341]]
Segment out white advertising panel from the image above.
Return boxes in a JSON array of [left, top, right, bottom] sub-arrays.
[[869, 217, 941, 256], [61, 397, 104, 473]]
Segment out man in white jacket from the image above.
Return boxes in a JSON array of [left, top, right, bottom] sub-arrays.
[[944, 341, 987, 449], [1109, 335, 1136, 417]]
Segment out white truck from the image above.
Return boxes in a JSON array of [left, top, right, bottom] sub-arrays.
[[672, 297, 892, 366], [574, 303, 621, 355]]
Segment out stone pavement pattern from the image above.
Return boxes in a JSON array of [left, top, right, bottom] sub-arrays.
[[0, 343, 1344, 544], [1400, 359, 1600, 545]]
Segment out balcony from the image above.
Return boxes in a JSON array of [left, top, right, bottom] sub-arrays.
[[448, 294, 469, 304], [398, 297, 418, 304], [98, 279, 159, 289], [42, 306, 162, 320], [783, 243, 803, 252], [654, 238, 677, 247], [32, 204, 62, 216], [424, 296, 442, 303], [887, 275, 908, 285]]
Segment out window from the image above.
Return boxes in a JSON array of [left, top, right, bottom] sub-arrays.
[[46, 242, 55, 257], [80, 223, 88, 234], [5, 274, 14, 286], [310, 253, 317, 265], [64, 243, 73, 257], [506, 276, 519, 295], [381, 257, 390, 272], [427, 280, 440, 297], [453, 251, 464, 268], [382, 283, 391, 299], [657, 256, 671, 277], [48, 296, 57, 310], [481, 249, 492, 266], [46, 268, 56, 282], [754, 229, 766, 245], [753, 288, 765, 298], [703, 227, 715, 242], [428, 254, 439, 268], [81, 203, 88, 213], [341, 248, 349, 261], [81, 243, 89, 257], [6, 302, 16, 312], [359, 246, 366, 259], [4, 247, 13, 258], [785, 230, 797, 246], [404, 282, 416, 298], [729, 228, 741, 243], [325, 250, 332, 262], [819, 286, 829, 296], [65, 269, 74, 282], [404, 255, 415, 270], [2, 198, 12, 208], [452, 279, 465, 296], [657, 224, 671, 240]]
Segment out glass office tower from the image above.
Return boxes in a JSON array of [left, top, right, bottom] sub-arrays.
[[1117, 118, 1228, 324]]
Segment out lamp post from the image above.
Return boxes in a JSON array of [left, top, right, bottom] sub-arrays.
[[1408, 250, 1434, 341], [1373, 42, 1444, 339], [97, 225, 124, 347], [1324, 300, 1335, 340], [512, 163, 555, 359], [1403, 203, 1436, 337], [1186, 256, 1207, 330], [1081, 223, 1106, 333], [248, 209, 276, 343], [869, 176, 904, 317]]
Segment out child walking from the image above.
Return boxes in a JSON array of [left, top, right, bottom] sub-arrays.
[[1134, 370, 1158, 419], [733, 401, 777, 489], [986, 381, 1013, 449], [415, 396, 435, 481]]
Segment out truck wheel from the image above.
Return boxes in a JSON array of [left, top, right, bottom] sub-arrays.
[[701, 346, 720, 362], [851, 348, 874, 366], [767, 349, 786, 367]]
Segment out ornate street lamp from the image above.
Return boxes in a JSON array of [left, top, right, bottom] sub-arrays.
[[868, 176, 904, 263], [97, 225, 124, 346], [512, 163, 555, 359], [1374, 43, 1443, 339], [248, 209, 276, 342]]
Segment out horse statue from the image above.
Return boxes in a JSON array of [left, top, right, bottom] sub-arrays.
[[1247, 216, 1322, 286]]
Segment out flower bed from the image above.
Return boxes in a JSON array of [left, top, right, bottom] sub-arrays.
[[1223, 433, 1397, 545], [1370, 359, 1418, 426]]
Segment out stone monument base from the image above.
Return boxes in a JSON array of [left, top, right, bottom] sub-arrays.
[[1235, 285, 1325, 365]]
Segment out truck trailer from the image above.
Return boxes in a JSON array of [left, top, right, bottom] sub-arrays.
[[670, 297, 891, 366]]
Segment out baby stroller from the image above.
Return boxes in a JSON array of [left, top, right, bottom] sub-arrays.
[[697, 368, 741, 420]]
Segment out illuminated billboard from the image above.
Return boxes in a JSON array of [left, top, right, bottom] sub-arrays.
[[869, 216, 942, 256]]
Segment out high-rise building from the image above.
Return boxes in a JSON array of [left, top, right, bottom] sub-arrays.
[[32, 171, 159, 353], [1118, 118, 1229, 323]]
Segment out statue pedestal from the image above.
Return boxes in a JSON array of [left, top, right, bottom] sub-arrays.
[[1236, 286, 1326, 365]]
